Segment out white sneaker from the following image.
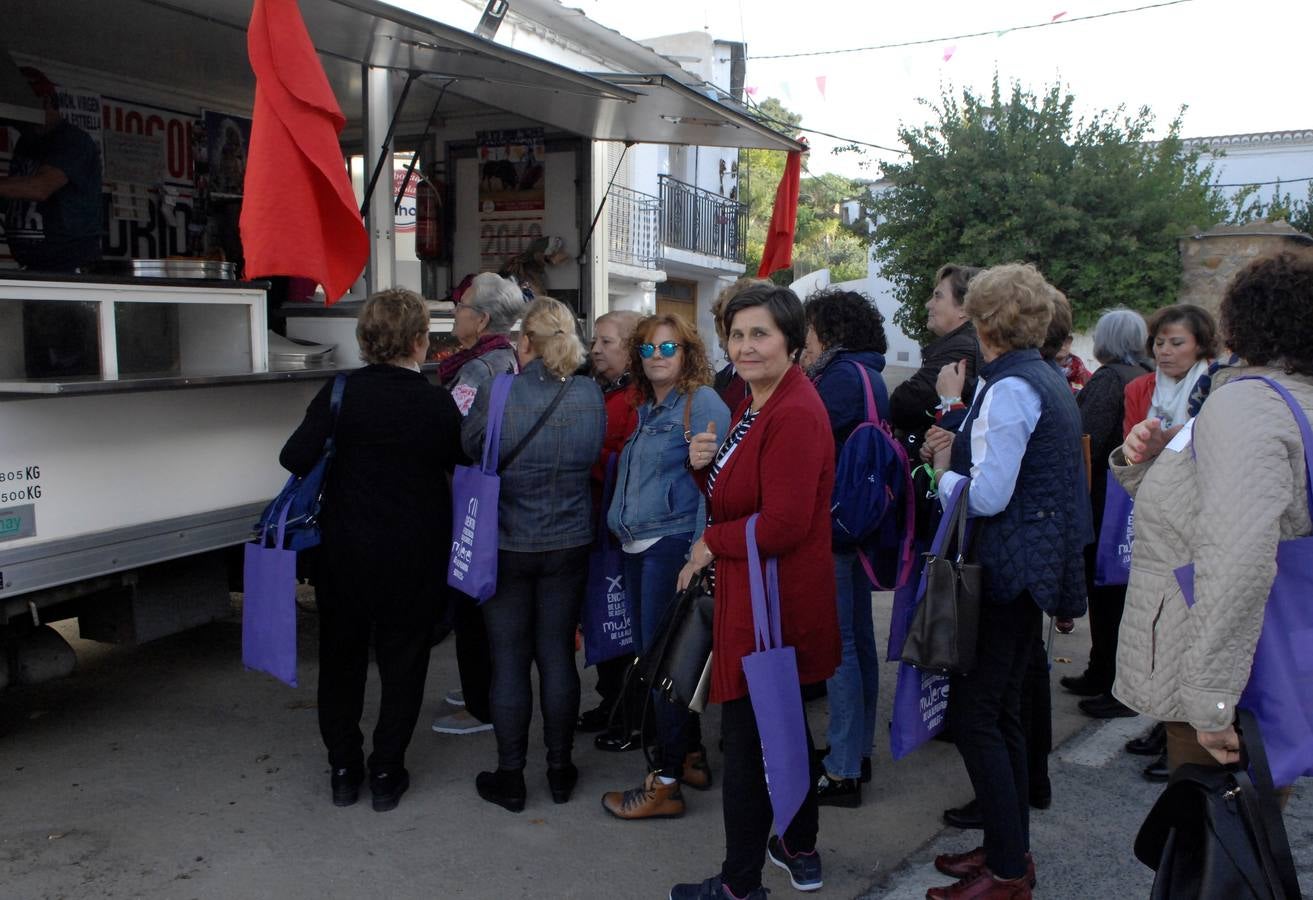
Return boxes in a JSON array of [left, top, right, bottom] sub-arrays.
[[445, 688, 465, 707], [432, 709, 492, 735]]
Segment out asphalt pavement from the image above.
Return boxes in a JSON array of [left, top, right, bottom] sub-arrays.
[[1, 592, 1309, 899]]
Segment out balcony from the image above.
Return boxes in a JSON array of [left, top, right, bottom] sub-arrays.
[[659, 175, 746, 265], [607, 185, 662, 270]]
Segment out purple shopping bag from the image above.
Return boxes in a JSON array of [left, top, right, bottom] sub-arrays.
[[448, 374, 513, 603], [583, 457, 633, 666], [242, 504, 299, 687], [888, 479, 966, 758], [1173, 376, 1313, 788], [742, 514, 810, 836], [1094, 471, 1134, 586]]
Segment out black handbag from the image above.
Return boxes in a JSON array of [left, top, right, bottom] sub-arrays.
[[637, 573, 714, 712], [1135, 709, 1302, 900], [899, 480, 981, 674]]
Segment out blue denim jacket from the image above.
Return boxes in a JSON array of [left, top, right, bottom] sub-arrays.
[[607, 384, 730, 544], [462, 359, 605, 552]]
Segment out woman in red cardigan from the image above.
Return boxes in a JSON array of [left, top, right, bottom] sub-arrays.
[[670, 283, 840, 900]]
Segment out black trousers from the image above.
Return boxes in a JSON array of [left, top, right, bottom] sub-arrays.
[[481, 546, 589, 771], [1082, 543, 1128, 691], [720, 693, 819, 896], [454, 593, 493, 723], [316, 592, 433, 778], [1021, 630, 1052, 791], [949, 595, 1041, 881]]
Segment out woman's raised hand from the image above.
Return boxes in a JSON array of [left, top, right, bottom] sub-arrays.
[[688, 421, 719, 471], [1124, 418, 1183, 466]]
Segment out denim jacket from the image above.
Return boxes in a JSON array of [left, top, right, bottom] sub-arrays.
[[462, 359, 605, 552], [607, 384, 730, 544]]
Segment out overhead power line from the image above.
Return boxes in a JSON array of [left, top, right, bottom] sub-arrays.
[[747, 0, 1194, 60], [1214, 176, 1313, 188]]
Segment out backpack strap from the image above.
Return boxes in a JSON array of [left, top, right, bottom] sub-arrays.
[[847, 359, 879, 425]]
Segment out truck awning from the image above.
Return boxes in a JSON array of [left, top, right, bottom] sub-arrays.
[[8, 0, 796, 152]]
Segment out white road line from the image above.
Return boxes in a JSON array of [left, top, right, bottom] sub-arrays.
[[1057, 715, 1149, 768]]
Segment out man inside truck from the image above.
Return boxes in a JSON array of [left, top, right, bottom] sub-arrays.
[[0, 66, 102, 273]]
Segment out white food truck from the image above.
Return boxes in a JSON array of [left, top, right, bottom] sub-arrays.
[[0, 0, 798, 688]]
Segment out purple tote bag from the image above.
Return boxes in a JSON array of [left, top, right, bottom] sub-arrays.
[[582, 457, 633, 666], [242, 503, 300, 687], [1094, 471, 1134, 586], [448, 374, 513, 603], [742, 514, 810, 836], [1173, 376, 1313, 787], [888, 479, 965, 759]]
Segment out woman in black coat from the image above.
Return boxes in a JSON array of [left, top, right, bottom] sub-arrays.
[[280, 288, 464, 813]]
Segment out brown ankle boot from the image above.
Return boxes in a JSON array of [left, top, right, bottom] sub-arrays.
[[679, 750, 713, 791], [601, 771, 686, 819]]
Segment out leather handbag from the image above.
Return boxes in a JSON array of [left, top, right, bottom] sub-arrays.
[[1135, 709, 1302, 900], [899, 479, 981, 675], [637, 572, 714, 712]]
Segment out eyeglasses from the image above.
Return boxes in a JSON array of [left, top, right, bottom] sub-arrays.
[[638, 341, 682, 359]]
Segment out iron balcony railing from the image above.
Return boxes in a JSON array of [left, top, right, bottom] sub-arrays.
[[659, 175, 746, 264], [607, 184, 662, 269]]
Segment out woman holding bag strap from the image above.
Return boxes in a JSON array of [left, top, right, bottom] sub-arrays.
[[460, 298, 604, 813], [670, 283, 839, 900]]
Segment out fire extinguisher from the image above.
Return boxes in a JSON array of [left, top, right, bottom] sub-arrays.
[[415, 175, 445, 261]]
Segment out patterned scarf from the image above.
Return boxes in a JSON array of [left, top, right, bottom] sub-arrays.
[[805, 345, 846, 381], [437, 333, 514, 386]]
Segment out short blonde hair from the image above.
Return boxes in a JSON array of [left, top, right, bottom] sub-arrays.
[[711, 277, 771, 345], [964, 263, 1054, 352], [522, 297, 586, 379], [356, 288, 428, 364]]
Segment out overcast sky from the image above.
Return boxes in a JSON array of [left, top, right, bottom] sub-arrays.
[[580, 0, 1309, 179]]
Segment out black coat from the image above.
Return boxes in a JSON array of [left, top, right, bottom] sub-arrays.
[[280, 365, 465, 623], [889, 321, 982, 445]]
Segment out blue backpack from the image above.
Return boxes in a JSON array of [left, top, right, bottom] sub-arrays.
[[254, 373, 346, 551], [830, 360, 914, 589]]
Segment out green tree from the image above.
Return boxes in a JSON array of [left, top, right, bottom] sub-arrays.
[[1228, 181, 1313, 235], [869, 78, 1228, 342]]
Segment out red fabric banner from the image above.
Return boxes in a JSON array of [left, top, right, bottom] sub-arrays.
[[756, 149, 803, 278], [240, 0, 367, 303]]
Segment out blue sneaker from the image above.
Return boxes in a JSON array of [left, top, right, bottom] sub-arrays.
[[669, 875, 769, 900], [767, 835, 823, 892]]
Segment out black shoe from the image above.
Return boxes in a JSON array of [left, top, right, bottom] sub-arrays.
[[1142, 753, 1169, 783], [815, 772, 861, 808], [1078, 693, 1138, 719], [577, 704, 613, 733], [547, 763, 578, 804], [812, 746, 873, 785], [370, 769, 409, 812], [1126, 722, 1167, 756], [942, 798, 983, 829], [476, 768, 526, 812], [330, 767, 363, 807], [1029, 775, 1053, 810], [1059, 671, 1108, 697], [594, 729, 645, 753]]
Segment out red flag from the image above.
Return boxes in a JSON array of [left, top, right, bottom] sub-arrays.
[[756, 149, 803, 278], [240, 0, 367, 303]]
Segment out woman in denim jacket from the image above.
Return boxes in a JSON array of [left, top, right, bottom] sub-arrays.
[[601, 314, 730, 820], [461, 298, 605, 813]]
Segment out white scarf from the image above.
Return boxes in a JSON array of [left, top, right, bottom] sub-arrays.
[[1149, 358, 1210, 428]]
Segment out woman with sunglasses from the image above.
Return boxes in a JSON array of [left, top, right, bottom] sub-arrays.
[[601, 314, 730, 820]]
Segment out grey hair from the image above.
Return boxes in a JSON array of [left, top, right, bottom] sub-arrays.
[[1092, 308, 1150, 367], [463, 272, 525, 335], [594, 309, 643, 340]]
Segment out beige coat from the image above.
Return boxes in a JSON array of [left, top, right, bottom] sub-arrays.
[[1111, 367, 1313, 731]]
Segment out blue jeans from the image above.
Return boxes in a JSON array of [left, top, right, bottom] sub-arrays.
[[822, 550, 879, 780], [624, 532, 698, 777]]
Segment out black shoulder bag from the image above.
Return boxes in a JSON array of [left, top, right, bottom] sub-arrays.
[[1135, 709, 1302, 900]]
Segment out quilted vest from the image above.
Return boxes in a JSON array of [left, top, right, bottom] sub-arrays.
[[950, 349, 1092, 614]]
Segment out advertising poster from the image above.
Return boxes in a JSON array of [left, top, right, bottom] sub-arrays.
[[476, 127, 545, 271], [204, 110, 252, 198]]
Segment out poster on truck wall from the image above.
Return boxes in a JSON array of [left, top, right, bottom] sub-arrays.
[[476, 127, 545, 272]]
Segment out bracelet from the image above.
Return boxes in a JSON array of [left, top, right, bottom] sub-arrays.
[[937, 395, 962, 411]]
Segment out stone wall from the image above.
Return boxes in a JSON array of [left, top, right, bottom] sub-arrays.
[[1178, 220, 1313, 315]]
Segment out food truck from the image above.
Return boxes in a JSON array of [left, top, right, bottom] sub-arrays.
[[0, 0, 799, 686]]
